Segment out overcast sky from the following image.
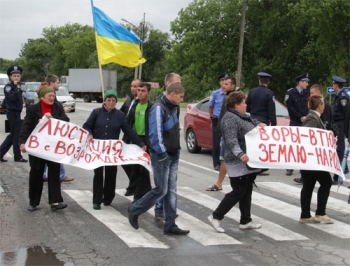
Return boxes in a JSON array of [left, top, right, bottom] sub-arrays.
[[0, 0, 193, 60]]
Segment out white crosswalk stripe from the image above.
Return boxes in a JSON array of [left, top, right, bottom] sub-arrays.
[[223, 185, 350, 239], [64, 190, 169, 249], [115, 189, 242, 246], [315, 183, 350, 196], [257, 182, 350, 214], [178, 187, 308, 241], [64, 181, 349, 249]]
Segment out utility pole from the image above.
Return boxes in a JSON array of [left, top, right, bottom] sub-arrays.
[[138, 13, 146, 80], [236, 0, 247, 88]]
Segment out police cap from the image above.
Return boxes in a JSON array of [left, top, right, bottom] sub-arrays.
[[257, 72, 272, 78], [294, 72, 309, 82], [332, 75, 346, 85], [7, 65, 23, 76], [218, 73, 232, 81]]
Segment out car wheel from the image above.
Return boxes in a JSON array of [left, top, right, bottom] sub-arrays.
[[83, 94, 91, 103], [186, 129, 201, 153]]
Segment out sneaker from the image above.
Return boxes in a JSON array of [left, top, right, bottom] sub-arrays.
[[207, 215, 225, 233], [314, 215, 334, 224], [239, 221, 262, 230], [299, 217, 320, 224]]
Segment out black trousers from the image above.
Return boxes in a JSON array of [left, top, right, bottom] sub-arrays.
[[122, 164, 137, 193], [334, 121, 345, 181], [300, 170, 332, 218], [213, 173, 256, 225], [211, 119, 221, 167], [28, 155, 62, 206], [0, 111, 22, 160], [93, 166, 117, 205]]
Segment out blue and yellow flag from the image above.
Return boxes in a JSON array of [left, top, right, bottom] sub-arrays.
[[91, 4, 146, 67]]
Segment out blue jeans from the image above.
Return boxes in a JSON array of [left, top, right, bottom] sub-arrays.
[[129, 152, 179, 231], [43, 164, 65, 181]]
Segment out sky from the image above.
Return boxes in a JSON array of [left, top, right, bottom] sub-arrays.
[[0, 0, 193, 60]]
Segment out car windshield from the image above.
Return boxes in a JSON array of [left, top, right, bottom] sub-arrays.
[[56, 89, 69, 96], [0, 78, 8, 85], [27, 84, 41, 92]]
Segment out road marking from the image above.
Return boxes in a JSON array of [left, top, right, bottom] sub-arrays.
[[257, 182, 350, 214], [178, 187, 308, 241], [315, 183, 350, 196], [220, 185, 350, 239], [64, 190, 169, 249], [115, 189, 242, 246]]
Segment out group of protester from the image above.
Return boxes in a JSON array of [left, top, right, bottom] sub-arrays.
[[1, 64, 348, 236], [206, 71, 349, 232]]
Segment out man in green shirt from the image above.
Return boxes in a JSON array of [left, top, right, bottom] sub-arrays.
[[122, 82, 153, 201]]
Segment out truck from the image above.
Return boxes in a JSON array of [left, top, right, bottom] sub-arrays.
[[60, 68, 117, 103]]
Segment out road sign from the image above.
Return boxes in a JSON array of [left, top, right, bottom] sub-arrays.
[[146, 82, 160, 88], [327, 87, 350, 95]]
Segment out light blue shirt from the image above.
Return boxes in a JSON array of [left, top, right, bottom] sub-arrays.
[[209, 88, 225, 117]]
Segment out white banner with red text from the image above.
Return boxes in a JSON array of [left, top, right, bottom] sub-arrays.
[[24, 118, 152, 171], [245, 126, 345, 179]]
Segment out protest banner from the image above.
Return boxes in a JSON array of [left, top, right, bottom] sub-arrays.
[[24, 118, 151, 171], [245, 126, 345, 179]]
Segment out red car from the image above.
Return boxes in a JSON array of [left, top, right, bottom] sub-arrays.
[[184, 97, 290, 153]]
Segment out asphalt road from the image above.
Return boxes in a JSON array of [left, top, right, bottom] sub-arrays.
[[0, 100, 349, 266]]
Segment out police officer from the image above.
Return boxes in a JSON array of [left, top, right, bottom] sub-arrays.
[[209, 73, 229, 170], [0, 66, 27, 162], [332, 75, 349, 183], [285, 72, 310, 176], [246, 72, 276, 126]]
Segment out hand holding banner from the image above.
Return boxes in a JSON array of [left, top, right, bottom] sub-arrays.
[[24, 117, 151, 171], [245, 126, 345, 179]]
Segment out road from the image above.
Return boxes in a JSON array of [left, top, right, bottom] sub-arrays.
[[0, 100, 349, 266]]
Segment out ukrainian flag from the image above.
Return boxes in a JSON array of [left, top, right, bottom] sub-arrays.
[[91, 5, 146, 67]]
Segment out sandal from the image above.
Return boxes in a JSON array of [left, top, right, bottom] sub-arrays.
[[206, 184, 222, 191]]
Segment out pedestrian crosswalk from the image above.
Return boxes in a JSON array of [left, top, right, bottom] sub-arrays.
[[63, 181, 350, 249]]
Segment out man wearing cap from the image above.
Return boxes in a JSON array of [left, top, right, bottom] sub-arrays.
[[209, 74, 229, 170], [246, 72, 276, 126], [0, 65, 27, 163], [285, 72, 310, 176], [332, 75, 349, 184]]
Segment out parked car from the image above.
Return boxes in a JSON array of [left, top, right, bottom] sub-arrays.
[[34, 86, 76, 112], [184, 97, 290, 153], [0, 73, 8, 114], [21, 82, 41, 108], [55, 86, 76, 112]]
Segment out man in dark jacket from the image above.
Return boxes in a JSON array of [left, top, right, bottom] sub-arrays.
[[122, 82, 152, 201], [128, 83, 190, 235], [285, 72, 310, 176], [0, 65, 27, 162], [120, 79, 141, 116]]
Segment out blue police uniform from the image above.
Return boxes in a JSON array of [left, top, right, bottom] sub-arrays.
[[209, 88, 225, 117], [0, 65, 26, 162], [209, 73, 230, 169], [246, 72, 277, 126], [332, 76, 349, 181]]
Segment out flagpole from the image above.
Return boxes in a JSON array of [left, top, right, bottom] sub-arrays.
[[91, 0, 105, 101]]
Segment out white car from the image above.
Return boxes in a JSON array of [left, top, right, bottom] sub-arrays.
[[56, 87, 76, 112], [34, 86, 76, 112]]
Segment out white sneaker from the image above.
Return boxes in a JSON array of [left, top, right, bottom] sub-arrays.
[[314, 215, 334, 224], [208, 215, 225, 233], [239, 221, 262, 230]]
